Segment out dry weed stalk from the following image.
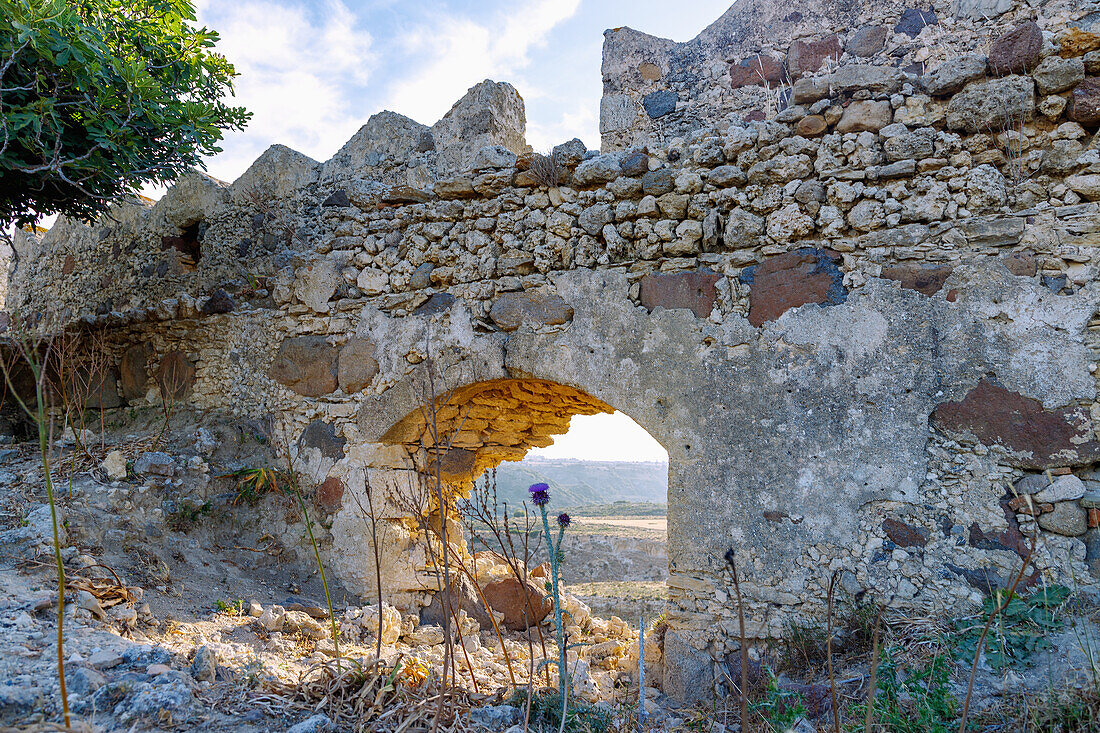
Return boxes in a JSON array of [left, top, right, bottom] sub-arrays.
[[864, 607, 881, 733], [348, 469, 389, 660], [958, 494, 1040, 732], [460, 468, 552, 686], [0, 320, 69, 727], [528, 151, 563, 188], [826, 570, 841, 733], [269, 418, 342, 670], [723, 547, 749, 733], [151, 353, 186, 451], [265, 655, 487, 732]]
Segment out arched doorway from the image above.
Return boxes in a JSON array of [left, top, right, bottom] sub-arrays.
[[328, 377, 670, 622]]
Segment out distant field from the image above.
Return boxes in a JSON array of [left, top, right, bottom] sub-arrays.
[[488, 459, 667, 509], [559, 501, 667, 517]]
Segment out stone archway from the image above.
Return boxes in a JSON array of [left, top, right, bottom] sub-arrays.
[[325, 371, 671, 613]]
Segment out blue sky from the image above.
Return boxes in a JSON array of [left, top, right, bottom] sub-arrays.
[[195, 0, 732, 182]]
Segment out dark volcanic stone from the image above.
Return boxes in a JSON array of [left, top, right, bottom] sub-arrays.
[[742, 249, 846, 327], [200, 288, 234, 315], [1069, 77, 1100, 126], [729, 54, 786, 88], [298, 419, 345, 460], [619, 150, 650, 177], [880, 263, 954, 296], [638, 270, 721, 318], [641, 169, 675, 196], [894, 8, 937, 38], [414, 292, 456, 316], [321, 189, 350, 207], [642, 90, 678, 119], [268, 336, 339, 397], [988, 22, 1043, 76], [931, 379, 1100, 468]]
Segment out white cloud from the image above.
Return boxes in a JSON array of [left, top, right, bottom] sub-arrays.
[[384, 0, 582, 125], [196, 0, 375, 182], [528, 413, 668, 462]]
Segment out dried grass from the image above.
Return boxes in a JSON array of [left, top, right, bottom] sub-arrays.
[[262, 656, 494, 732]]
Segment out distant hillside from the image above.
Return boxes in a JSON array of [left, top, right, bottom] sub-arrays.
[[481, 458, 667, 510]]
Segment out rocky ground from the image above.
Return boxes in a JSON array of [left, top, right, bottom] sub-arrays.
[[2, 422, 1100, 732], [0, 424, 679, 732]]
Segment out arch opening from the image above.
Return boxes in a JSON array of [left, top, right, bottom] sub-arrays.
[[373, 377, 670, 624]]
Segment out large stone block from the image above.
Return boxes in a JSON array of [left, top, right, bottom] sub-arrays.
[[269, 336, 339, 397], [338, 338, 379, 394], [638, 270, 721, 318], [742, 249, 846, 326], [155, 351, 195, 401], [489, 290, 574, 332], [1069, 78, 1100, 126], [119, 344, 148, 401], [988, 21, 1042, 76], [481, 575, 552, 631], [932, 379, 1100, 469], [945, 76, 1035, 133]]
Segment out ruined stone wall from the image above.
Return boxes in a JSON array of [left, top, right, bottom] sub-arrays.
[[600, 0, 1097, 151], [6, 4, 1100, 702]]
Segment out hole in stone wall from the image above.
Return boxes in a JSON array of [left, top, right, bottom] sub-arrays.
[[381, 378, 669, 621], [160, 220, 204, 271]]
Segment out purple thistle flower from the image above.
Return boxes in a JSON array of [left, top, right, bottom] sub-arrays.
[[528, 483, 550, 506], [557, 512, 571, 528]]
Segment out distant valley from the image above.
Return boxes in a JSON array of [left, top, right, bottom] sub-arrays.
[[479, 458, 668, 510]]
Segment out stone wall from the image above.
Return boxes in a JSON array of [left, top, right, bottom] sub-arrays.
[[5, 2, 1100, 702], [600, 0, 1097, 151]]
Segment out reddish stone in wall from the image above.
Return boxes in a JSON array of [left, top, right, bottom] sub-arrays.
[[1068, 78, 1100, 127], [882, 518, 929, 548], [315, 476, 345, 513], [639, 270, 721, 318], [743, 249, 846, 327], [988, 21, 1043, 76], [1002, 251, 1037, 277], [730, 54, 786, 89], [880, 263, 954, 296], [787, 35, 841, 78], [931, 379, 1100, 469]]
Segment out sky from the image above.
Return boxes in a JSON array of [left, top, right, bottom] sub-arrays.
[[193, 0, 733, 182], [190, 0, 714, 462], [527, 412, 668, 463]]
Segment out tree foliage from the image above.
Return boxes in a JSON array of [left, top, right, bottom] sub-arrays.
[[0, 0, 250, 228]]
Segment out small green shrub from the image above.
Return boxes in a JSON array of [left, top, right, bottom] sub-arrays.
[[506, 689, 613, 733], [215, 598, 245, 616], [847, 646, 957, 733], [751, 669, 807, 731], [165, 499, 212, 531], [950, 584, 1069, 671], [220, 466, 286, 505]]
